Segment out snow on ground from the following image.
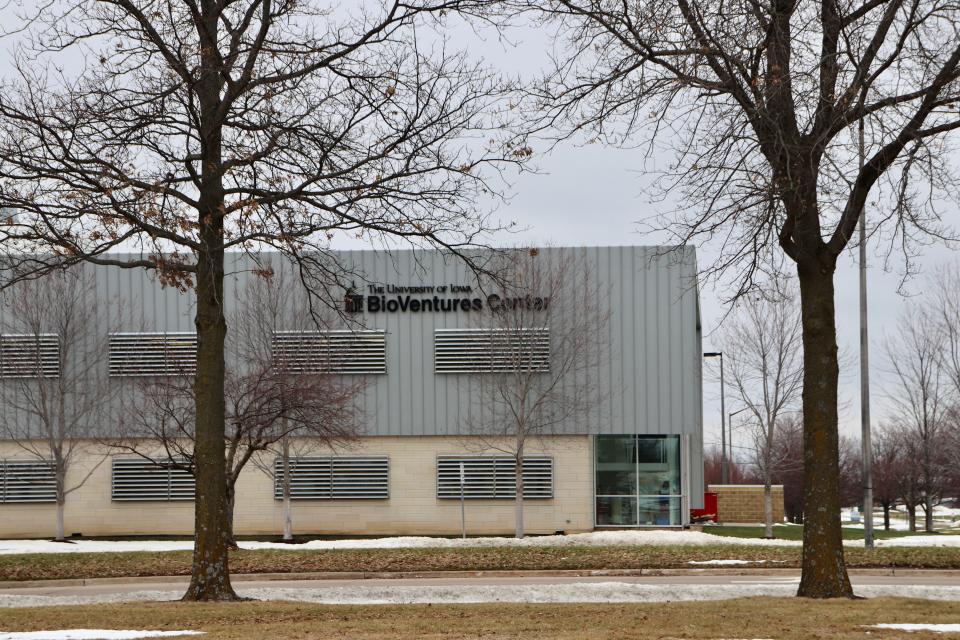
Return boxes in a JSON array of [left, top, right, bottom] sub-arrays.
[[237, 530, 809, 550], [871, 624, 960, 633], [0, 529, 958, 555], [0, 541, 195, 555], [0, 531, 800, 555], [0, 632, 202, 639], [869, 535, 960, 548], [892, 504, 960, 518], [2, 582, 960, 608]]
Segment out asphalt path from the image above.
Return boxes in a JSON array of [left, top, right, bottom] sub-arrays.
[[2, 573, 959, 606]]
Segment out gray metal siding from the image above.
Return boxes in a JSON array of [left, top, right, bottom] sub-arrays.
[[293, 246, 703, 438], [0, 247, 703, 499]]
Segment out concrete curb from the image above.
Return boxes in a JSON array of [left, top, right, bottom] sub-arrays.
[[2, 567, 959, 590]]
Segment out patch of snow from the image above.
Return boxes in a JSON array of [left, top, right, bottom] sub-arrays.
[[0, 632, 202, 640], [0, 541, 195, 555], [0, 531, 803, 555], [894, 505, 960, 517], [870, 535, 960, 548], [0, 527, 957, 555], [870, 624, 960, 633]]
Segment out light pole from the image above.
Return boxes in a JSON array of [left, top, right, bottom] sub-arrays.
[[704, 352, 727, 484], [858, 119, 874, 549]]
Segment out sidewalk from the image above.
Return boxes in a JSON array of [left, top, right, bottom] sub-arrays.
[[3, 566, 958, 590]]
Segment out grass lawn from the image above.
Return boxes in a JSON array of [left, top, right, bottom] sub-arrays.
[[1, 598, 959, 639], [703, 524, 938, 541], [1, 544, 958, 583]]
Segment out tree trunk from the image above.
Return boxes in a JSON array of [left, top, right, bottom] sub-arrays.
[[181, 0, 238, 602], [763, 481, 774, 539], [282, 437, 293, 542], [54, 468, 65, 542], [796, 261, 853, 598], [182, 233, 238, 601], [924, 495, 934, 533], [515, 450, 525, 539], [763, 445, 774, 539], [908, 505, 916, 532], [225, 483, 238, 550], [883, 504, 890, 531], [55, 498, 65, 542]]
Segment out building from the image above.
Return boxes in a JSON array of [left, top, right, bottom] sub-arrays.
[[0, 246, 703, 537]]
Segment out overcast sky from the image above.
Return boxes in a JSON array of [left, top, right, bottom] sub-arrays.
[[2, 3, 956, 453]]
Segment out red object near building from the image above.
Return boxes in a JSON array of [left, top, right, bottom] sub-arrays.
[[691, 492, 718, 523]]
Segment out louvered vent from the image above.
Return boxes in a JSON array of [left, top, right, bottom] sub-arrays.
[[0, 334, 60, 378], [272, 330, 386, 374], [434, 328, 550, 373], [436, 456, 553, 499], [109, 333, 197, 376], [0, 460, 56, 503], [111, 458, 195, 501], [274, 457, 389, 499]]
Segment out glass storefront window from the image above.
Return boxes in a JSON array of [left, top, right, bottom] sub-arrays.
[[637, 497, 682, 526], [595, 435, 682, 527], [595, 435, 636, 496], [596, 496, 638, 527]]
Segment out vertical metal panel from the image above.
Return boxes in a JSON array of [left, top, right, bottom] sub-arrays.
[[0, 246, 704, 506]]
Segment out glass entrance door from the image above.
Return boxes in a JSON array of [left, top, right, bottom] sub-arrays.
[[595, 435, 682, 527]]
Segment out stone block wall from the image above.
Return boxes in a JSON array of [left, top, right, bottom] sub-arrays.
[[708, 484, 785, 524]]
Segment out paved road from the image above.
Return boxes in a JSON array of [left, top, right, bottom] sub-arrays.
[[2, 573, 959, 606]]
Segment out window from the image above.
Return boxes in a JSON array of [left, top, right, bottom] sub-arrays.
[[272, 330, 387, 374], [0, 460, 56, 503], [0, 334, 60, 378], [273, 457, 389, 499], [109, 333, 197, 376], [434, 328, 550, 373], [111, 458, 195, 501], [595, 435, 682, 527], [436, 456, 553, 499]]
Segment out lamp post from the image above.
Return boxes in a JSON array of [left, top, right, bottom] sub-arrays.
[[858, 119, 875, 550], [703, 352, 727, 484]]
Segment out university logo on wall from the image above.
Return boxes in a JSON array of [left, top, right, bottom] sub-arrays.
[[343, 283, 549, 314], [344, 292, 364, 313]]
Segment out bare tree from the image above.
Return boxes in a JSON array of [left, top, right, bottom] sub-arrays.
[[884, 308, 950, 532], [838, 436, 863, 511], [704, 445, 749, 485], [767, 414, 805, 524], [464, 248, 607, 538], [251, 433, 339, 542], [888, 423, 925, 531], [721, 279, 803, 538], [515, 0, 960, 597], [872, 424, 905, 531], [931, 264, 960, 491], [0, 267, 117, 541], [112, 269, 364, 547], [0, 0, 516, 600]]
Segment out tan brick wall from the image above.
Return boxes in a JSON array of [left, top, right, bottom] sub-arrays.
[[708, 484, 784, 524], [0, 436, 593, 538]]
